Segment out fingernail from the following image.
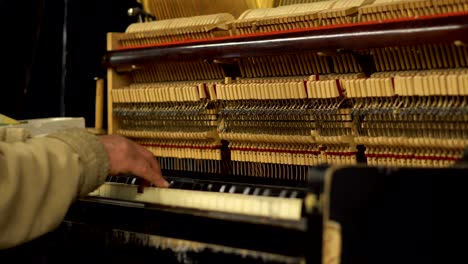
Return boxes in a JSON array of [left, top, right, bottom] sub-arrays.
[[163, 181, 170, 188]]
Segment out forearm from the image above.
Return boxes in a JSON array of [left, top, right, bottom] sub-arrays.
[[0, 129, 108, 249]]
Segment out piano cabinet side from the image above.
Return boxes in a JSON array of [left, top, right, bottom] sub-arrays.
[[107, 32, 130, 135]]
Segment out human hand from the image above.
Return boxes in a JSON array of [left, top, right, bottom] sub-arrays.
[[99, 135, 169, 187]]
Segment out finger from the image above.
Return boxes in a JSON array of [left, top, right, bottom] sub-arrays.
[[136, 146, 169, 188], [130, 158, 156, 185], [148, 159, 168, 188], [141, 147, 169, 187]]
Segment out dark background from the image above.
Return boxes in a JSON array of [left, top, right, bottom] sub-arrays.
[[0, 0, 139, 127]]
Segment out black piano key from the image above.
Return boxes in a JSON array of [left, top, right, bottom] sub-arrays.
[[116, 177, 128, 184], [177, 182, 197, 190], [133, 178, 143, 186], [168, 180, 175, 187], [206, 183, 222, 192], [108, 176, 117, 183], [203, 184, 213, 192], [192, 183, 203, 191], [120, 176, 129, 184], [252, 188, 262, 196], [129, 177, 138, 185], [270, 189, 284, 197], [219, 185, 227, 193], [124, 177, 133, 184], [168, 181, 183, 189], [228, 185, 236, 193], [261, 189, 271, 197], [233, 186, 246, 194], [205, 183, 225, 192]]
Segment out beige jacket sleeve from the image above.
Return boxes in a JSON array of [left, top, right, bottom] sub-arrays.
[[0, 128, 109, 249]]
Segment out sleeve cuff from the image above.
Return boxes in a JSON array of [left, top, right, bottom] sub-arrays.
[[47, 128, 109, 196]]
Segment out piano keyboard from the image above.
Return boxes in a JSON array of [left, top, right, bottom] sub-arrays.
[[88, 176, 312, 221]]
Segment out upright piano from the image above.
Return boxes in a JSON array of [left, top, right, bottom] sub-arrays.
[[2, 0, 466, 263]]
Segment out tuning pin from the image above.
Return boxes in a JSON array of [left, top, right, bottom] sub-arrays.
[[127, 7, 156, 23]]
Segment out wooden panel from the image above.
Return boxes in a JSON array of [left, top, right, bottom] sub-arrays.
[[107, 32, 131, 135], [107, 32, 124, 51]]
